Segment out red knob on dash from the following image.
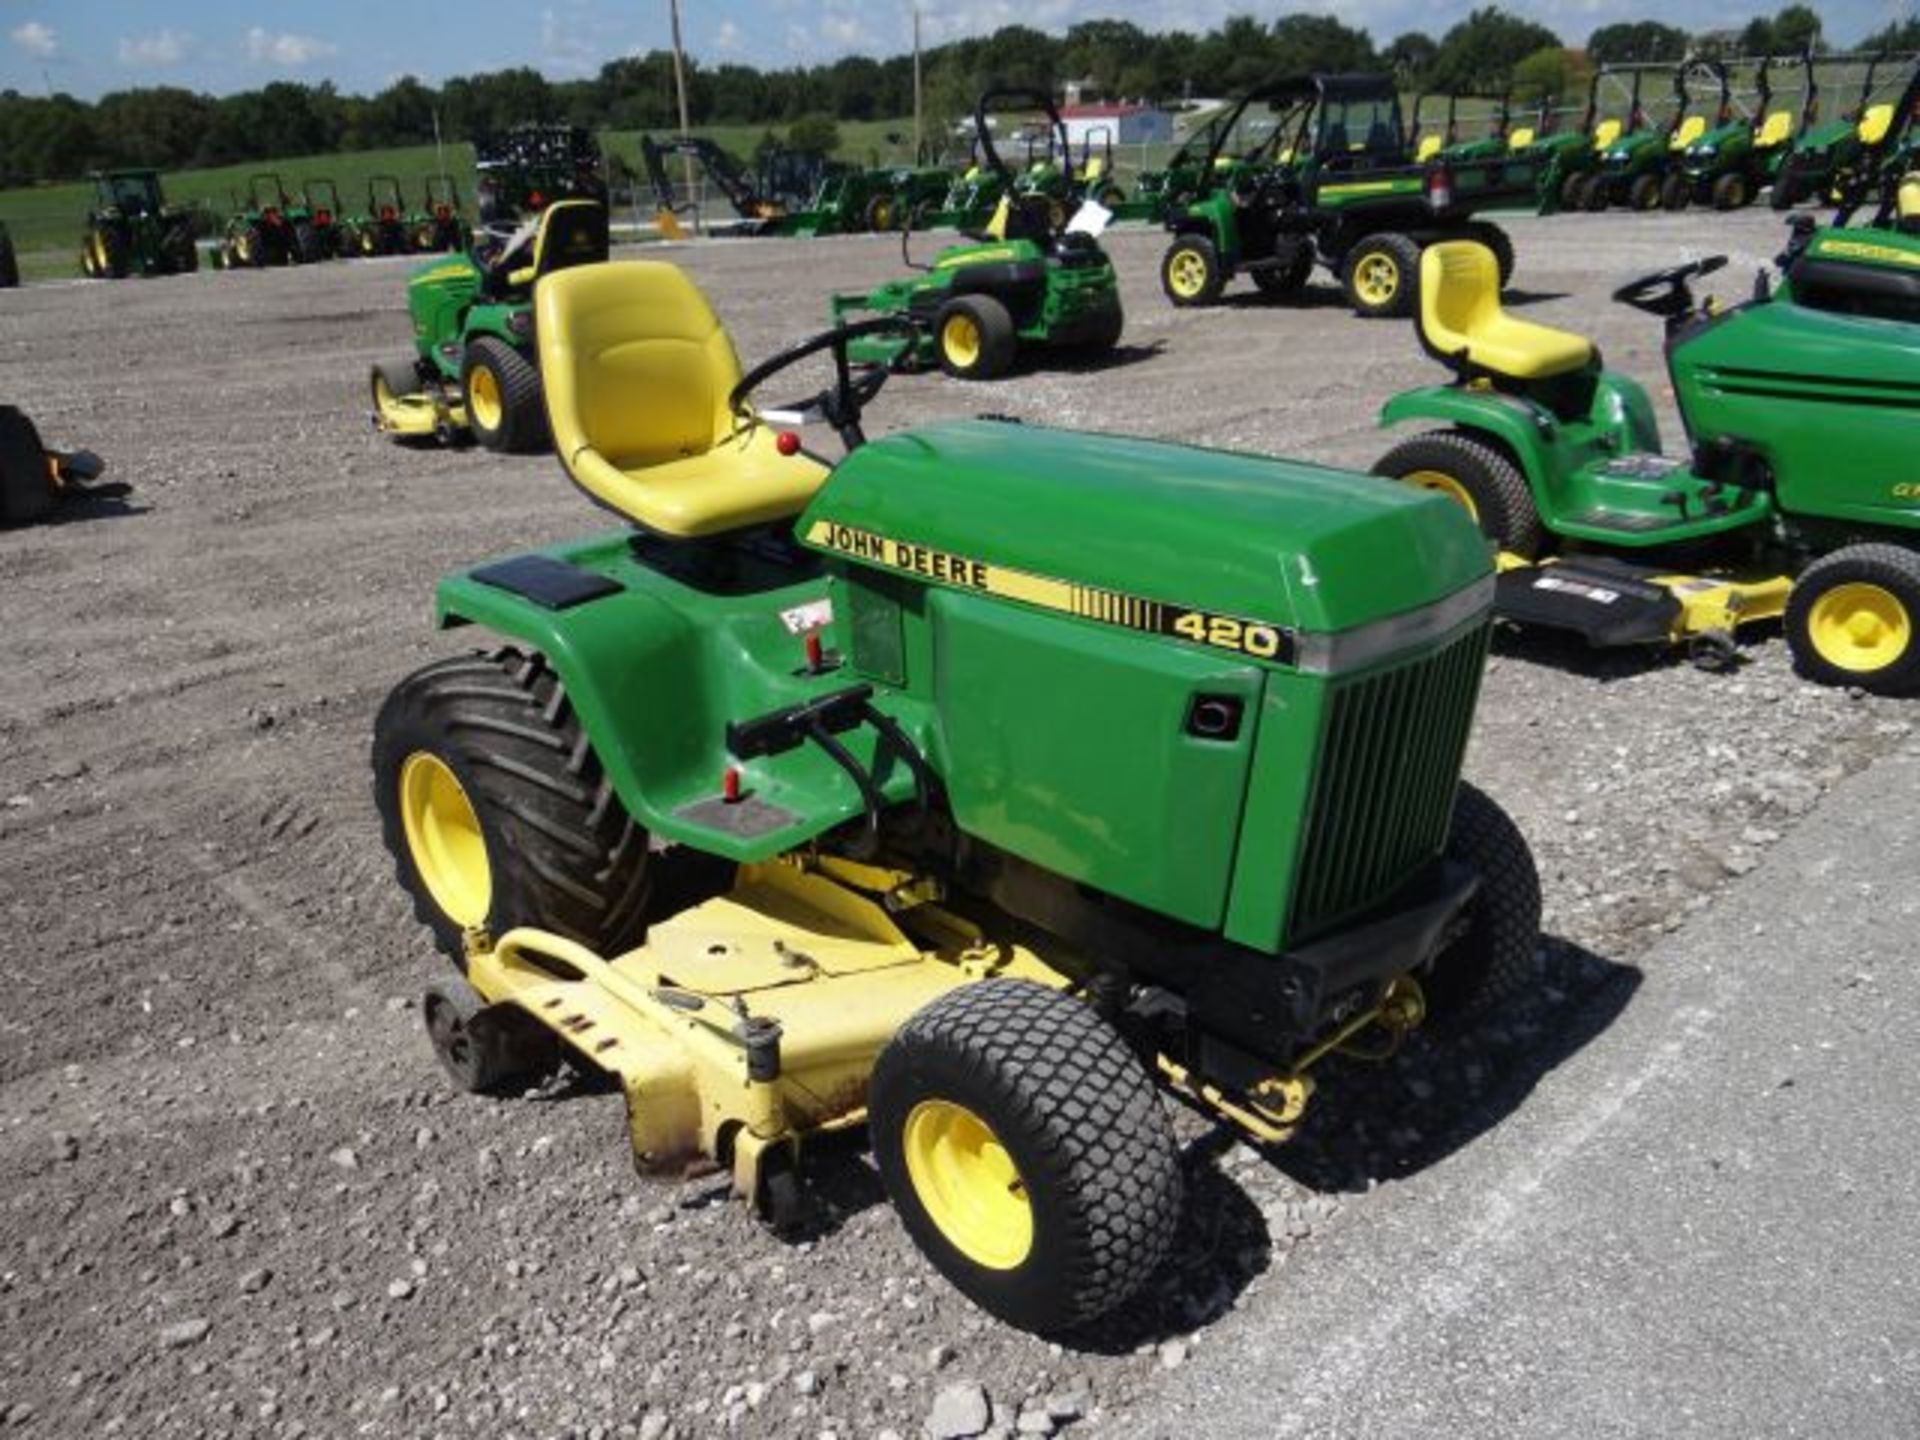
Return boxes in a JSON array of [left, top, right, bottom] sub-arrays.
[[775, 431, 802, 457], [722, 766, 742, 804]]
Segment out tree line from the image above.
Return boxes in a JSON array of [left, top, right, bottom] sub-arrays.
[[0, 4, 1898, 187]]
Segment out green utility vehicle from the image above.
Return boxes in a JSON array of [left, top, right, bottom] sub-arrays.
[[1664, 52, 1812, 210], [1159, 75, 1536, 318], [474, 125, 607, 226], [369, 199, 609, 450], [1372, 181, 1920, 692], [414, 175, 469, 252], [299, 178, 352, 258], [371, 254, 1540, 1336], [1408, 91, 1514, 165], [1771, 52, 1914, 209], [80, 169, 198, 278], [828, 90, 1123, 379], [223, 174, 307, 267]]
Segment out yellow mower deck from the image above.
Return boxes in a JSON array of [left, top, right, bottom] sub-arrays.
[[1494, 551, 1792, 653], [370, 371, 467, 440]]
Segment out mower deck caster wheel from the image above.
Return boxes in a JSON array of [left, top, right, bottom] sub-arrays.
[[1686, 630, 1739, 673], [423, 978, 558, 1095]]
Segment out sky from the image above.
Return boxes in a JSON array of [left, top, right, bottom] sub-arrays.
[[2, 0, 1911, 100]]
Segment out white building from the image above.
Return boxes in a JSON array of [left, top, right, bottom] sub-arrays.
[[1057, 104, 1175, 148]]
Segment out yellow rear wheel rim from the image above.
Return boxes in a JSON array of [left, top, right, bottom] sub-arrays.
[[467, 364, 503, 431], [1167, 248, 1209, 298], [1354, 252, 1400, 306], [399, 752, 492, 927], [903, 1099, 1033, 1270], [1402, 468, 1480, 521], [942, 313, 982, 368], [1807, 582, 1912, 672]]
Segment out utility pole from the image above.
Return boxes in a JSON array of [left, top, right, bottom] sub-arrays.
[[912, 7, 923, 160], [668, 0, 695, 205]]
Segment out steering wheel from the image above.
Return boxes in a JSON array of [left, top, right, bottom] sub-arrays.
[[728, 318, 920, 454], [1611, 255, 1728, 318]]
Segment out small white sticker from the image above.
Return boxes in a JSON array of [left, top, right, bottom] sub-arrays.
[[779, 599, 834, 634], [1533, 576, 1620, 605]]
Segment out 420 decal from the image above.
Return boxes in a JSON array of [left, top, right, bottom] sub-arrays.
[[807, 520, 1296, 663]]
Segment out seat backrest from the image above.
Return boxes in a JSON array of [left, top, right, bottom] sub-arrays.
[[1860, 103, 1895, 144], [537, 261, 741, 479], [1419, 241, 1501, 362], [1756, 110, 1793, 147], [1416, 133, 1443, 161], [1592, 117, 1623, 150], [531, 199, 609, 278], [1508, 125, 1536, 149], [1670, 115, 1707, 150]]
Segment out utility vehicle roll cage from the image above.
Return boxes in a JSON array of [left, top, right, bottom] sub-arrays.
[[1200, 76, 1408, 174], [1836, 65, 1920, 224]]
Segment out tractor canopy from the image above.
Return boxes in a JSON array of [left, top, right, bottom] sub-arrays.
[[799, 420, 1490, 639]]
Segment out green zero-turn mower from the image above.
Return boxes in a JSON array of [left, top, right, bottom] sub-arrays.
[[369, 199, 609, 450], [222, 174, 308, 268], [1370, 193, 1920, 693], [79, 170, 198, 279], [1771, 51, 1916, 210], [370, 255, 1541, 1335], [1663, 52, 1813, 211], [1159, 74, 1538, 319], [828, 89, 1124, 381], [0, 407, 114, 525]]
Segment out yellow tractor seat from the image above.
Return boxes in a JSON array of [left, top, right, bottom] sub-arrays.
[[1669, 115, 1708, 151], [1508, 125, 1536, 150], [489, 198, 609, 293], [1416, 133, 1444, 162], [1592, 118, 1623, 150], [535, 261, 829, 539], [1419, 241, 1594, 382], [1859, 103, 1895, 145], [1084, 156, 1106, 180], [1756, 110, 1793, 148]]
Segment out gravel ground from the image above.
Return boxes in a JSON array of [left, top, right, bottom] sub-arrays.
[[1, 209, 1913, 1440]]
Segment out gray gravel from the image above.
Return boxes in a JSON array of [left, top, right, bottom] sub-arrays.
[[1, 206, 1912, 1438]]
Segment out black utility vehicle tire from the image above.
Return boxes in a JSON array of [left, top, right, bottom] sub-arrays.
[[1784, 545, 1920, 695], [0, 406, 55, 526], [934, 294, 1018, 380], [1250, 238, 1314, 297], [1160, 234, 1225, 307], [461, 338, 548, 453], [1341, 232, 1422, 318], [422, 977, 560, 1094], [869, 980, 1182, 1335], [1424, 784, 1542, 1015], [371, 647, 654, 966], [1372, 429, 1545, 559]]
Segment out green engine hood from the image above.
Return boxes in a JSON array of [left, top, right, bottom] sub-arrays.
[[799, 420, 1490, 645]]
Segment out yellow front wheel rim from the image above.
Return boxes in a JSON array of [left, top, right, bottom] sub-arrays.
[[1354, 252, 1400, 305], [942, 313, 982, 368], [467, 364, 503, 431], [903, 1099, 1033, 1270], [1807, 582, 1912, 672], [1402, 468, 1480, 521], [1167, 248, 1208, 298], [398, 752, 492, 927]]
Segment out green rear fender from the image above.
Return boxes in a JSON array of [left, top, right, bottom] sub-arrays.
[[1380, 374, 1660, 490], [1379, 385, 1558, 487]]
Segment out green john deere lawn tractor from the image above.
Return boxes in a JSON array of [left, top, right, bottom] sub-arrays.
[[80, 169, 198, 279], [369, 199, 609, 450], [1770, 51, 1915, 209], [0, 407, 114, 525], [828, 89, 1124, 380], [1371, 184, 1920, 692], [1160, 74, 1538, 318], [1662, 52, 1812, 211], [370, 254, 1540, 1335], [1572, 63, 1685, 211], [222, 174, 308, 267]]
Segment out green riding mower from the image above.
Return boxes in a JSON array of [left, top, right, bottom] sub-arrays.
[[223, 174, 307, 267], [1371, 208, 1920, 693], [370, 199, 609, 450], [1160, 74, 1536, 318], [413, 175, 470, 253], [370, 255, 1541, 1335], [1572, 63, 1685, 212], [80, 170, 198, 279], [828, 89, 1124, 381], [1771, 51, 1915, 209], [0, 406, 113, 525], [1660, 56, 1810, 212]]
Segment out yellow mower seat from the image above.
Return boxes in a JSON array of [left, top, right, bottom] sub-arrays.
[[1420, 242, 1593, 381], [1860, 103, 1895, 144], [536, 261, 828, 538], [1756, 110, 1794, 148], [497, 198, 608, 291], [1669, 115, 1708, 151], [1592, 118, 1623, 150], [1416, 133, 1444, 161], [1508, 126, 1536, 149]]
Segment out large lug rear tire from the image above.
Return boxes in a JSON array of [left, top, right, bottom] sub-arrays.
[[1160, 234, 1224, 307], [461, 337, 547, 452], [1784, 545, 1920, 695], [1341, 232, 1421, 318], [1581, 174, 1613, 211], [1372, 429, 1545, 559], [1424, 784, 1542, 1015], [371, 648, 654, 966], [0, 406, 56, 526], [295, 221, 324, 264], [869, 979, 1182, 1335], [1559, 169, 1592, 211], [934, 294, 1017, 380]]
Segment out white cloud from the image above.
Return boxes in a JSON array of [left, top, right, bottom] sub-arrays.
[[118, 30, 190, 67], [245, 27, 338, 67], [715, 18, 742, 52], [10, 20, 57, 59]]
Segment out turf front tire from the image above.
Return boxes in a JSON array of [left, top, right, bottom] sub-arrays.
[[1660, 172, 1691, 211], [461, 338, 547, 452], [869, 980, 1182, 1335], [1629, 173, 1663, 211], [371, 648, 654, 966], [934, 295, 1017, 380], [1711, 172, 1749, 210], [1784, 545, 1920, 695], [1341, 233, 1421, 318], [1160, 234, 1224, 307], [1372, 430, 1544, 558], [1423, 784, 1542, 1015]]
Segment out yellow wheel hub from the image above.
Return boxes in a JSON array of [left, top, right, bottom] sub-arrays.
[[902, 1099, 1032, 1270], [1403, 468, 1480, 521], [398, 751, 492, 927], [466, 364, 503, 432], [1807, 582, 1912, 672], [1354, 252, 1400, 306], [1167, 248, 1209, 298], [942, 313, 982, 369]]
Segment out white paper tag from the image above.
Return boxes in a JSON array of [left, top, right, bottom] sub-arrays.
[[779, 599, 834, 634]]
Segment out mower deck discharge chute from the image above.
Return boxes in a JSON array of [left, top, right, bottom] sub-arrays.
[[373, 257, 1541, 1333]]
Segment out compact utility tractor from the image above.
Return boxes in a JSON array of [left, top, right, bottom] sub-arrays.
[[80, 170, 198, 278], [1771, 51, 1915, 209], [414, 175, 470, 253], [1574, 63, 1685, 211], [1160, 75, 1536, 318], [1371, 198, 1920, 692], [0, 222, 17, 288], [828, 89, 1124, 380], [474, 125, 607, 226], [223, 174, 306, 267], [300, 179, 352, 259], [347, 176, 414, 256], [370, 199, 609, 450], [0, 407, 111, 525], [371, 256, 1540, 1334]]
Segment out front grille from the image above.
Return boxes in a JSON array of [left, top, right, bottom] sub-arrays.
[[1289, 620, 1490, 941]]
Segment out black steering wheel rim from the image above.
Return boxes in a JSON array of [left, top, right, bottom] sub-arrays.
[[1611, 254, 1727, 309], [728, 317, 920, 452]]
